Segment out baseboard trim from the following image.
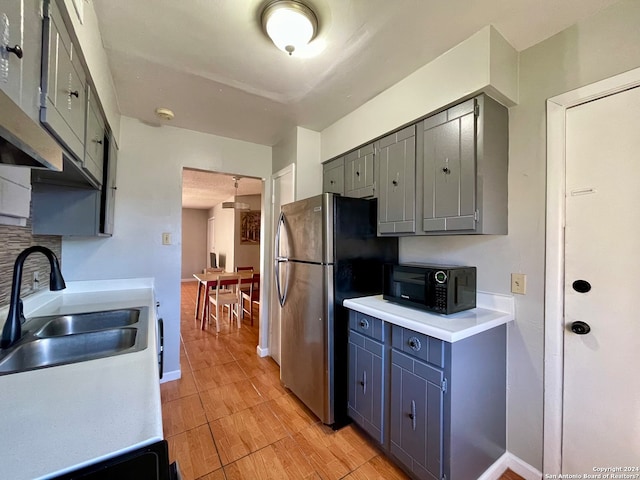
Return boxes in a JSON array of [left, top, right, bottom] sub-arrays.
[[159, 369, 181, 383], [477, 452, 542, 480], [256, 345, 269, 357]]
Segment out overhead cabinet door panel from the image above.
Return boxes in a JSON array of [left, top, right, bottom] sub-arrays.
[[377, 125, 416, 234], [423, 99, 476, 232]]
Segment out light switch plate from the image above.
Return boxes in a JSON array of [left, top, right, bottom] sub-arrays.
[[162, 232, 171, 245], [511, 273, 526, 295]]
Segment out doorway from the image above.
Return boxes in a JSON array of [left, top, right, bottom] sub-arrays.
[[269, 164, 295, 365], [544, 67, 640, 473]]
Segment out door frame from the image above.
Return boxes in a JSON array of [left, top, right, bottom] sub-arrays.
[[267, 163, 296, 360], [544, 66, 640, 473]]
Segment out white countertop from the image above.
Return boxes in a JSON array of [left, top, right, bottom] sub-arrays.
[[343, 292, 515, 342], [0, 278, 163, 480]]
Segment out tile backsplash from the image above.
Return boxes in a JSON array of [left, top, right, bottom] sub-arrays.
[[0, 217, 61, 307]]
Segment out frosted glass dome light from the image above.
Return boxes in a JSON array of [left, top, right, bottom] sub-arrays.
[[262, 1, 318, 56]]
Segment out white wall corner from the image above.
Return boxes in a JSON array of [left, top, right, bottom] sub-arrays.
[[295, 126, 322, 200], [488, 26, 519, 106]]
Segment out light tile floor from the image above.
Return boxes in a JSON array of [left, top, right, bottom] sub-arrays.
[[162, 282, 522, 480]]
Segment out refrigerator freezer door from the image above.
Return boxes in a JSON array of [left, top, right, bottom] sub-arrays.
[[280, 194, 333, 264], [280, 261, 334, 424]]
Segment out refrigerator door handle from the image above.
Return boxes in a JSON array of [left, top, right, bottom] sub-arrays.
[[275, 211, 288, 306]]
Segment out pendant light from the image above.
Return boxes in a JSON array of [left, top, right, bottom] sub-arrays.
[[261, 0, 318, 56], [222, 176, 250, 210]]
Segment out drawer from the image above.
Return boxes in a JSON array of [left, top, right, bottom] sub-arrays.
[[349, 329, 383, 357], [349, 311, 385, 342], [391, 324, 444, 368]]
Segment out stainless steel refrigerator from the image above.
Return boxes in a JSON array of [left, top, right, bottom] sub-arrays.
[[275, 193, 397, 427]]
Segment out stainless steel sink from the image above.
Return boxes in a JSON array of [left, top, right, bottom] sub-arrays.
[[0, 307, 148, 376], [36, 309, 140, 337]]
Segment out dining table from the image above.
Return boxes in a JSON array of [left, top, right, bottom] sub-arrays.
[[193, 271, 256, 324]]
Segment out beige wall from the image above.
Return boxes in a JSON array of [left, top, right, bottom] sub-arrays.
[[181, 209, 208, 279]]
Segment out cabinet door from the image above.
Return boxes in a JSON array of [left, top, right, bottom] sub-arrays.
[[377, 125, 416, 234], [41, 1, 86, 161], [323, 157, 344, 195], [390, 350, 443, 480], [423, 99, 476, 232], [348, 331, 384, 444], [84, 86, 105, 186], [347, 144, 375, 198], [0, 2, 24, 107]]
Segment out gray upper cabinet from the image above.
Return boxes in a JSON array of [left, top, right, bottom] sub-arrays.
[[344, 143, 375, 198], [101, 133, 117, 235], [376, 124, 416, 235], [322, 156, 344, 195], [41, 0, 87, 163], [84, 85, 105, 185], [422, 94, 508, 234], [0, 0, 43, 120]]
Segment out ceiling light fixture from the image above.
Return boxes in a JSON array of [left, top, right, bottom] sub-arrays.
[[222, 176, 250, 210], [155, 107, 174, 121], [261, 0, 318, 56]]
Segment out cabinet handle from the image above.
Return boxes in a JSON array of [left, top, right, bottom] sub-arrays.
[[359, 318, 369, 330], [68, 90, 79, 98], [408, 336, 421, 352], [442, 167, 451, 174], [409, 400, 416, 431], [6, 45, 23, 59], [360, 370, 366, 395], [392, 180, 398, 186], [356, 171, 360, 177], [93, 138, 103, 145], [330, 180, 334, 185]]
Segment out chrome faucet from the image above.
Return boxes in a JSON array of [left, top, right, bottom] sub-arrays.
[[1, 246, 66, 348]]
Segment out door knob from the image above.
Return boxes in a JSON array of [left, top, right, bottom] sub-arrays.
[[570, 321, 591, 335]]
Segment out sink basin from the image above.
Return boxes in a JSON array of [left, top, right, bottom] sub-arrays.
[[36, 309, 140, 337], [0, 307, 148, 376], [0, 329, 138, 374]]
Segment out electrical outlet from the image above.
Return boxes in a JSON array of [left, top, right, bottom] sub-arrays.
[[511, 273, 526, 295], [162, 232, 171, 245], [33, 271, 40, 291]]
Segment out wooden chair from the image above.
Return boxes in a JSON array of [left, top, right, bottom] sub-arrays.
[[236, 266, 254, 295], [241, 273, 260, 326], [204, 274, 242, 332]]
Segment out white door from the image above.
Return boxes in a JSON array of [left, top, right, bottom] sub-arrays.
[[269, 165, 295, 365], [207, 217, 215, 267], [563, 86, 640, 472]]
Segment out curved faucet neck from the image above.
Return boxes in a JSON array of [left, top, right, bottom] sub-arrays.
[[1, 246, 66, 349]]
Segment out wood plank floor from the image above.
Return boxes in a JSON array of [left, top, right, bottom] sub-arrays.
[[162, 282, 523, 480]]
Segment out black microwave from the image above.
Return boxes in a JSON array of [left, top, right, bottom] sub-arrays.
[[383, 263, 476, 314]]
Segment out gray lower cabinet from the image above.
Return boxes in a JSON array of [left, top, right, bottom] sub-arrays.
[[322, 156, 344, 195], [0, 0, 43, 120], [344, 143, 375, 198], [346, 309, 506, 480], [421, 94, 508, 234], [376, 124, 416, 234], [390, 349, 443, 480], [348, 312, 387, 445]]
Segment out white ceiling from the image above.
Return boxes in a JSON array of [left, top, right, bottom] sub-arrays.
[[95, 0, 620, 209], [182, 169, 263, 210], [94, 0, 620, 147]]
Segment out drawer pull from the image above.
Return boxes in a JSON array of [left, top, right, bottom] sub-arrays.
[[360, 370, 367, 395], [68, 89, 79, 98], [359, 318, 370, 330], [408, 337, 421, 352], [409, 400, 416, 430], [93, 138, 103, 145]]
